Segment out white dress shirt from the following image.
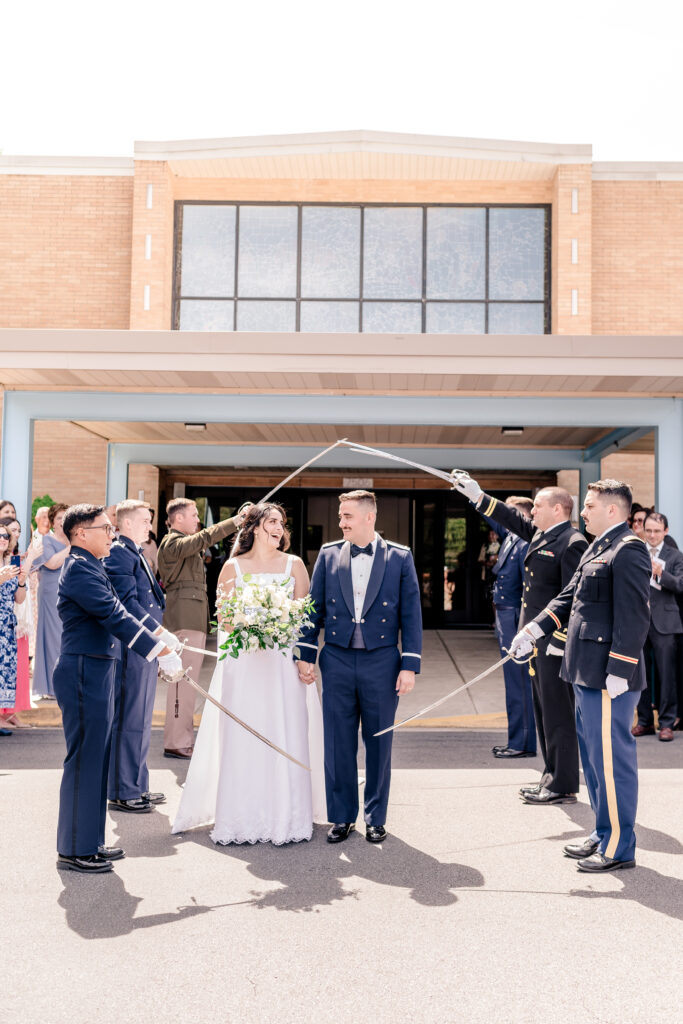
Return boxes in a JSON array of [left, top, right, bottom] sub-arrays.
[[351, 533, 378, 621]]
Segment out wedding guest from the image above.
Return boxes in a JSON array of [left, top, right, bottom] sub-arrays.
[[0, 518, 33, 727], [0, 501, 16, 519], [157, 499, 246, 759], [633, 512, 683, 742], [28, 507, 51, 658], [0, 535, 27, 734], [32, 503, 69, 698]]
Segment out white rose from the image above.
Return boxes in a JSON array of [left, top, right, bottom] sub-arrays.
[[232, 611, 248, 627], [248, 636, 260, 651], [241, 586, 255, 605]]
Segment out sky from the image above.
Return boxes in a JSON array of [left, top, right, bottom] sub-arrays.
[[1, 0, 680, 161]]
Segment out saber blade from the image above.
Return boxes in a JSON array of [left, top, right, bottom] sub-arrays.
[[260, 439, 348, 503], [175, 670, 311, 771], [374, 655, 511, 736], [338, 440, 454, 485]]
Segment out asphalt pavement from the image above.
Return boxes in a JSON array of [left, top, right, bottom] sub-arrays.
[[2, 720, 682, 1024]]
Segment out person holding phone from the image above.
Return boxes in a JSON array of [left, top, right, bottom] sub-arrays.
[[0, 526, 27, 733]]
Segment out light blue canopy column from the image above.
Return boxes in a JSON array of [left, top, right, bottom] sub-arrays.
[[0, 393, 34, 533]]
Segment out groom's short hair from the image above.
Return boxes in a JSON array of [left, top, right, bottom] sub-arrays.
[[339, 489, 377, 512]]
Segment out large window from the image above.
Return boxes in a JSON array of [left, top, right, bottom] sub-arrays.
[[174, 203, 550, 333]]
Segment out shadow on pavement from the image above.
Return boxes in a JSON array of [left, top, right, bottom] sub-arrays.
[[570, 866, 683, 921], [179, 824, 485, 911], [57, 872, 244, 939]]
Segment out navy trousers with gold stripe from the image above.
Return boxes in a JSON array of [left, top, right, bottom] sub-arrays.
[[574, 684, 640, 862]]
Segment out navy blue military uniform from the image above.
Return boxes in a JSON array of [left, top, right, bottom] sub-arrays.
[[532, 523, 651, 861], [104, 536, 166, 801], [298, 536, 422, 826], [488, 524, 536, 753], [476, 494, 587, 793], [53, 547, 163, 857]]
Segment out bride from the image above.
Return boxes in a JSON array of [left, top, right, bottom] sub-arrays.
[[172, 503, 326, 845]]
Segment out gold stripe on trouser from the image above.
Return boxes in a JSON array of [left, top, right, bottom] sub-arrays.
[[601, 689, 621, 859]]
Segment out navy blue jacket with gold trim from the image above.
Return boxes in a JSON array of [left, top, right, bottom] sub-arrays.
[[297, 536, 423, 673], [532, 522, 651, 691], [476, 494, 588, 649], [57, 547, 164, 662]]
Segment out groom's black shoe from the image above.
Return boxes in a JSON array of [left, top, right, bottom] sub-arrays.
[[108, 797, 153, 813], [327, 823, 355, 844], [57, 854, 113, 873], [366, 825, 387, 843]]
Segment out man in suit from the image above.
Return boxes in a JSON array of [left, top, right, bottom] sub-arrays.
[[452, 474, 587, 804], [297, 490, 422, 844], [104, 500, 175, 813], [53, 504, 183, 874], [157, 498, 246, 759], [487, 497, 537, 759], [633, 511, 683, 742], [510, 479, 651, 872]]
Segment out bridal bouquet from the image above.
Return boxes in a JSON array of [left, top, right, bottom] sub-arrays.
[[215, 576, 316, 660]]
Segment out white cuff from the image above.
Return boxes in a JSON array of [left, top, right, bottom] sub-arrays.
[[146, 640, 165, 662], [525, 622, 544, 641]]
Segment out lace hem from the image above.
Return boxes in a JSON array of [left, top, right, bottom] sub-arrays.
[[210, 826, 313, 847]]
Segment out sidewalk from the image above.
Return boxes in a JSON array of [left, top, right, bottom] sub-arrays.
[[20, 630, 509, 731]]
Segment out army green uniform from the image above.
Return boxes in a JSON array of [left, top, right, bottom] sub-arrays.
[[158, 518, 239, 752]]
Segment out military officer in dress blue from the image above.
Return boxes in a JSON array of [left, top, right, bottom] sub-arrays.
[[53, 504, 183, 874], [297, 490, 422, 844], [452, 473, 587, 804], [510, 480, 651, 872], [485, 497, 537, 759], [104, 500, 177, 813]]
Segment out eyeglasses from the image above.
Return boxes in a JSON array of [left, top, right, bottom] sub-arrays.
[[81, 524, 116, 536]]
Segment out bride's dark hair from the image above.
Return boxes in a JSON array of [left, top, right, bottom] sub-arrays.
[[231, 503, 291, 556]]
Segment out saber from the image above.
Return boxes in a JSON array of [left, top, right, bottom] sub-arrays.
[[338, 440, 455, 485], [374, 654, 515, 736], [260, 439, 349, 503], [165, 669, 311, 771]]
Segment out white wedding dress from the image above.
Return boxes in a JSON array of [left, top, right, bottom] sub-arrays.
[[171, 555, 327, 845]]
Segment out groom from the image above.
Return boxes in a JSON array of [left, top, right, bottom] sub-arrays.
[[297, 490, 422, 843]]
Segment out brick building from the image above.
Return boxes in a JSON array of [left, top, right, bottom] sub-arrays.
[[1, 130, 682, 625]]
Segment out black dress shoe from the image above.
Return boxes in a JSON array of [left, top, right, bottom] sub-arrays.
[[521, 786, 577, 805], [366, 825, 387, 843], [518, 782, 543, 796], [494, 747, 537, 759], [142, 791, 166, 805], [164, 747, 193, 759], [57, 854, 113, 873], [97, 845, 125, 861], [577, 852, 636, 872], [563, 837, 600, 859], [327, 823, 355, 844], [491, 744, 507, 754], [108, 798, 152, 813]]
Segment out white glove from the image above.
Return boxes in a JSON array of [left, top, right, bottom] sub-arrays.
[[546, 644, 564, 657], [158, 651, 184, 680], [509, 630, 534, 659], [606, 674, 629, 699], [450, 471, 483, 504], [155, 626, 182, 652]]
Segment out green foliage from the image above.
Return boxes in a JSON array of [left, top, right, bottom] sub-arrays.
[[31, 495, 56, 529]]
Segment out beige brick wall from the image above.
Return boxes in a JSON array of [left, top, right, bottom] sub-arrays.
[[592, 181, 683, 334], [130, 162, 175, 330], [32, 420, 107, 506], [0, 175, 133, 329], [127, 463, 160, 514], [601, 452, 655, 508], [551, 165, 592, 334]]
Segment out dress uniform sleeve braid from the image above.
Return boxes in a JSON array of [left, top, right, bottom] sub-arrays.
[[607, 540, 652, 681]]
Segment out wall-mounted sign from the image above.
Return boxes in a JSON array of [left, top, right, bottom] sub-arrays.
[[342, 477, 374, 488]]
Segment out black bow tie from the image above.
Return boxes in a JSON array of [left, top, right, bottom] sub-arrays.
[[350, 542, 373, 558]]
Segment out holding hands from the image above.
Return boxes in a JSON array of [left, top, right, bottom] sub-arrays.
[[450, 471, 483, 504], [296, 660, 316, 686]]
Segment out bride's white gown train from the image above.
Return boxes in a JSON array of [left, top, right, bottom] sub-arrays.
[[171, 556, 326, 845]]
